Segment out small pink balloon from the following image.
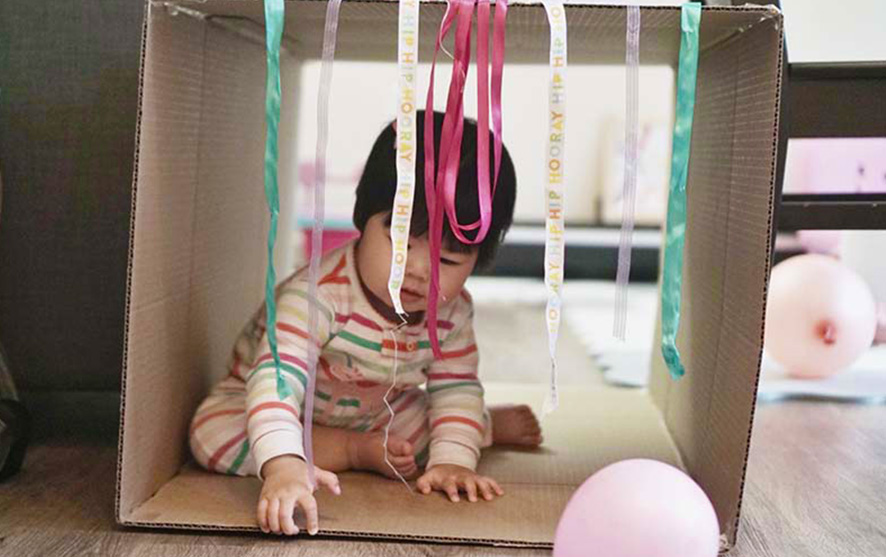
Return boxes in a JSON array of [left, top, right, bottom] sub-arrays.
[[554, 459, 720, 557], [765, 254, 877, 379], [797, 230, 842, 255]]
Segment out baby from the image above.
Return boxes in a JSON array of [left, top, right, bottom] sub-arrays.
[[189, 111, 542, 536]]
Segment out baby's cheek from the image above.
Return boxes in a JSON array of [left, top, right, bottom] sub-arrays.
[[441, 267, 472, 301]]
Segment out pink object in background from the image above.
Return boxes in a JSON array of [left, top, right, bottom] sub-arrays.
[[765, 254, 877, 379], [296, 160, 363, 260], [785, 139, 886, 256], [553, 459, 719, 557], [302, 228, 359, 260]]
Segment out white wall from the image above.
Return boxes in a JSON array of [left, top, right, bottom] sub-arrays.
[[293, 60, 674, 227], [781, 0, 886, 63]]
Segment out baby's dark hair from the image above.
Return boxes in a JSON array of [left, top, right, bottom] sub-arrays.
[[353, 110, 517, 270]]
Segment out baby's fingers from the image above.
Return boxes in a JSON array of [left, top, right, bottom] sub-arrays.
[[257, 498, 270, 533], [464, 478, 478, 503], [280, 497, 299, 536], [315, 468, 342, 496], [298, 493, 320, 536], [476, 478, 495, 501], [487, 477, 505, 497], [416, 474, 433, 495], [267, 497, 282, 534], [444, 477, 460, 503]]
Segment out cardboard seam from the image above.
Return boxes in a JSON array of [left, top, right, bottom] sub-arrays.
[[208, 16, 299, 55], [178, 12, 211, 473], [116, 0, 153, 526], [702, 32, 741, 547], [729, 15, 785, 551], [166, 1, 777, 49]]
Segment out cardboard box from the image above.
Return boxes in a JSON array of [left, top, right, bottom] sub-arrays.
[[117, 0, 783, 550]]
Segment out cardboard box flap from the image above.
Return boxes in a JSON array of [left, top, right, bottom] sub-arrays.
[[119, 6, 300, 521], [162, 0, 780, 65], [648, 7, 783, 548]]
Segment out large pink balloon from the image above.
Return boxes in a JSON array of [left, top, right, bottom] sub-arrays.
[[765, 254, 877, 379], [554, 459, 720, 557]]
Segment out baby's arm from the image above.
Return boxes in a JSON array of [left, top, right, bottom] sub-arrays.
[[417, 316, 503, 502], [245, 283, 339, 534]]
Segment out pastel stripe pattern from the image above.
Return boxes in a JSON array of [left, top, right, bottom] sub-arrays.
[[189, 242, 490, 477]]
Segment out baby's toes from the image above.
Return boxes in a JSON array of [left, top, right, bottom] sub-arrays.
[[518, 405, 540, 423], [525, 420, 542, 436], [398, 461, 420, 480], [390, 453, 416, 468], [386, 436, 414, 458], [523, 433, 543, 446]]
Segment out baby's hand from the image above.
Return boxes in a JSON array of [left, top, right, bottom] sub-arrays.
[[258, 455, 341, 536], [416, 464, 504, 503]]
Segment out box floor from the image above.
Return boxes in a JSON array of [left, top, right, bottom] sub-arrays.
[[125, 301, 683, 546]]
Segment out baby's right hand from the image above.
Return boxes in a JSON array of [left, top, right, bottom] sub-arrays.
[[258, 455, 341, 536]]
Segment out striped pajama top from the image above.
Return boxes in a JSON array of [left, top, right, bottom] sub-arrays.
[[234, 241, 485, 478]]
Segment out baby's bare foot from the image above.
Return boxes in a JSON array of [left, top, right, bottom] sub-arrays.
[[347, 432, 419, 480], [491, 404, 543, 447]]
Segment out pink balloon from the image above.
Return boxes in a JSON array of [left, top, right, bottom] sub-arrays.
[[765, 254, 877, 379], [554, 459, 720, 557], [797, 230, 841, 255]]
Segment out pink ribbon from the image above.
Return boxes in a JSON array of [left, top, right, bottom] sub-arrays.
[[425, 0, 507, 358]]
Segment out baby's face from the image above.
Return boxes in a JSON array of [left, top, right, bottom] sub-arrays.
[[356, 212, 478, 316]]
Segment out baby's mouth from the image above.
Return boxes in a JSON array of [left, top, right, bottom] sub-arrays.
[[400, 287, 425, 301]]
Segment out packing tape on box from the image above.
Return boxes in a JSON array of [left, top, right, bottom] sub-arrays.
[[423, 0, 507, 359], [613, 5, 640, 341], [661, 2, 701, 380], [388, 0, 422, 316], [541, 0, 566, 415]]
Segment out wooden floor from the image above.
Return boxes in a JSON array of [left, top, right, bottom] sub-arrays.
[[3, 301, 886, 556], [2, 400, 885, 556]]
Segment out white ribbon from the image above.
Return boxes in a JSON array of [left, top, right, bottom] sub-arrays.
[[614, 5, 641, 340], [304, 0, 343, 489], [542, 0, 567, 415], [388, 0, 421, 316]]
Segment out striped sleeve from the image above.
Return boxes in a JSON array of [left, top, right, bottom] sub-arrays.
[[425, 308, 484, 471], [245, 283, 336, 479]]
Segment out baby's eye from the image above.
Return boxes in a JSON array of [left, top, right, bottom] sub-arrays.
[[441, 257, 460, 266]]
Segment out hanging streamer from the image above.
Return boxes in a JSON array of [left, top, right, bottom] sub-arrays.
[[388, 0, 421, 316], [261, 0, 291, 402], [424, 0, 507, 358], [661, 2, 701, 380], [613, 5, 641, 340], [382, 324, 414, 492], [541, 0, 566, 415], [302, 0, 344, 488]]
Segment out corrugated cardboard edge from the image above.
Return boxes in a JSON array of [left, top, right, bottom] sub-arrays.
[[725, 6, 785, 554], [115, 0, 151, 527], [115, 520, 551, 548]]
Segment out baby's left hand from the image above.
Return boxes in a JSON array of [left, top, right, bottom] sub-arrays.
[[416, 464, 504, 502]]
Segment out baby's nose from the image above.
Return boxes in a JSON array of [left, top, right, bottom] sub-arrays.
[[406, 240, 430, 281]]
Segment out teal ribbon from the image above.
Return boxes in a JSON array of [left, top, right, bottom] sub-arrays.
[[661, 2, 700, 380], [262, 0, 292, 400]]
